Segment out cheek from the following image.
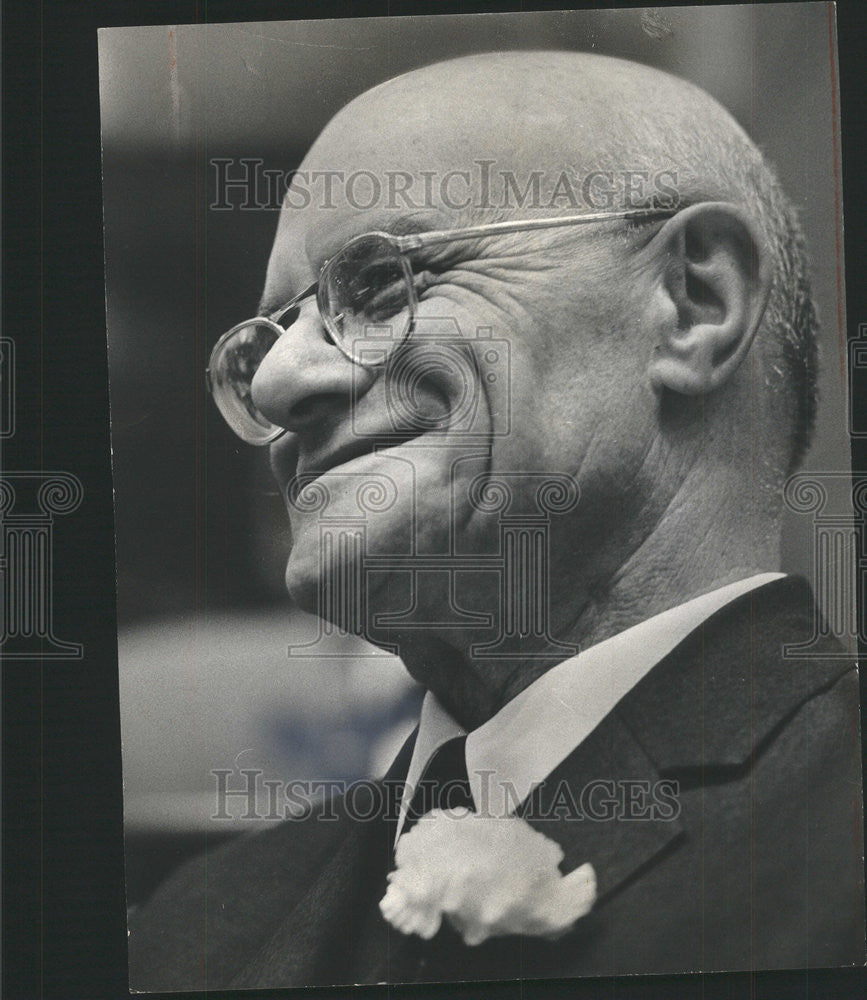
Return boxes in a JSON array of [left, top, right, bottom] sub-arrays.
[[488, 344, 574, 475]]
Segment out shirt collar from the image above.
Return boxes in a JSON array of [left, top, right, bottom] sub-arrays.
[[395, 572, 784, 842]]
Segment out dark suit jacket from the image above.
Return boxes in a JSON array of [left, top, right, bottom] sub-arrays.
[[128, 577, 865, 991]]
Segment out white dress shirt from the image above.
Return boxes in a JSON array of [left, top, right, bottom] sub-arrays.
[[395, 572, 784, 842]]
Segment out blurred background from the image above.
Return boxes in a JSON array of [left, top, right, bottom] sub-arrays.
[[98, 4, 849, 904]]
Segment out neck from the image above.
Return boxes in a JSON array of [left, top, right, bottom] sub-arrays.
[[398, 473, 782, 730]]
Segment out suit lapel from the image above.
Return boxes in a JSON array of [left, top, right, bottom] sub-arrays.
[[411, 577, 851, 915], [616, 575, 853, 769], [525, 576, 852, 903]]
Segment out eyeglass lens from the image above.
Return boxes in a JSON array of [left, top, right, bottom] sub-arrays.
[[320, 235, 414, 360], [209, 321, 285, 444]]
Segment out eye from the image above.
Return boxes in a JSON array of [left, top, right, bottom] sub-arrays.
[[350, 262, 407, 312]]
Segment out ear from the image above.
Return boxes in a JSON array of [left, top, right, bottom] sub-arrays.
[[648, 201, 773, 396]]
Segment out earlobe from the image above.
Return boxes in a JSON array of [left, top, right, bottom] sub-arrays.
[[648, 201, 773, 396]]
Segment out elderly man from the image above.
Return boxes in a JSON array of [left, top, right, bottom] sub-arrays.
[[128, 52, 864, 989]]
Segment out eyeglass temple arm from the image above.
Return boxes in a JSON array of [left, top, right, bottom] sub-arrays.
[[393, 207, 677, 251], [261, 208, 676, 320]]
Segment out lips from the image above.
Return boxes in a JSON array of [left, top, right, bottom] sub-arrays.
[[295, 435, 384, 483], [287, 427, 428, 503]]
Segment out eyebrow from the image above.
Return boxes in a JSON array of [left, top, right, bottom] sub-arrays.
[[303, 213, 439, 269], [256, 214, 443, 316]]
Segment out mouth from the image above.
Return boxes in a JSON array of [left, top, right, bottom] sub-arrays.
[[287, 429, 430, 505]]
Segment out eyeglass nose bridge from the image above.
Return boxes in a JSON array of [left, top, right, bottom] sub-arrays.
[[207, 233, 419, 443], [268, 280, 317, 328], [270, 277, 369, 364], [264, 285, 354, 372]]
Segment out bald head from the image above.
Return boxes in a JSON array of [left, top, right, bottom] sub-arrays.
[[310, 51, 759, 215]]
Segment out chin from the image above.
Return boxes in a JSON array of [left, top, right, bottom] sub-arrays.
[[282, 523, 388, 636], [283, 546, 322, 617], [281, 511, 329, 612]]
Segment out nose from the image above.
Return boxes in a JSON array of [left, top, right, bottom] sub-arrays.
[[250, 302, 375, 432]]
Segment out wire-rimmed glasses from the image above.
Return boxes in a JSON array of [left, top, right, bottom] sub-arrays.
[[205, 207, 677, 445]]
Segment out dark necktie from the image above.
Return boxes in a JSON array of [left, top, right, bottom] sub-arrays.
[[403, 735, 474, 833]]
